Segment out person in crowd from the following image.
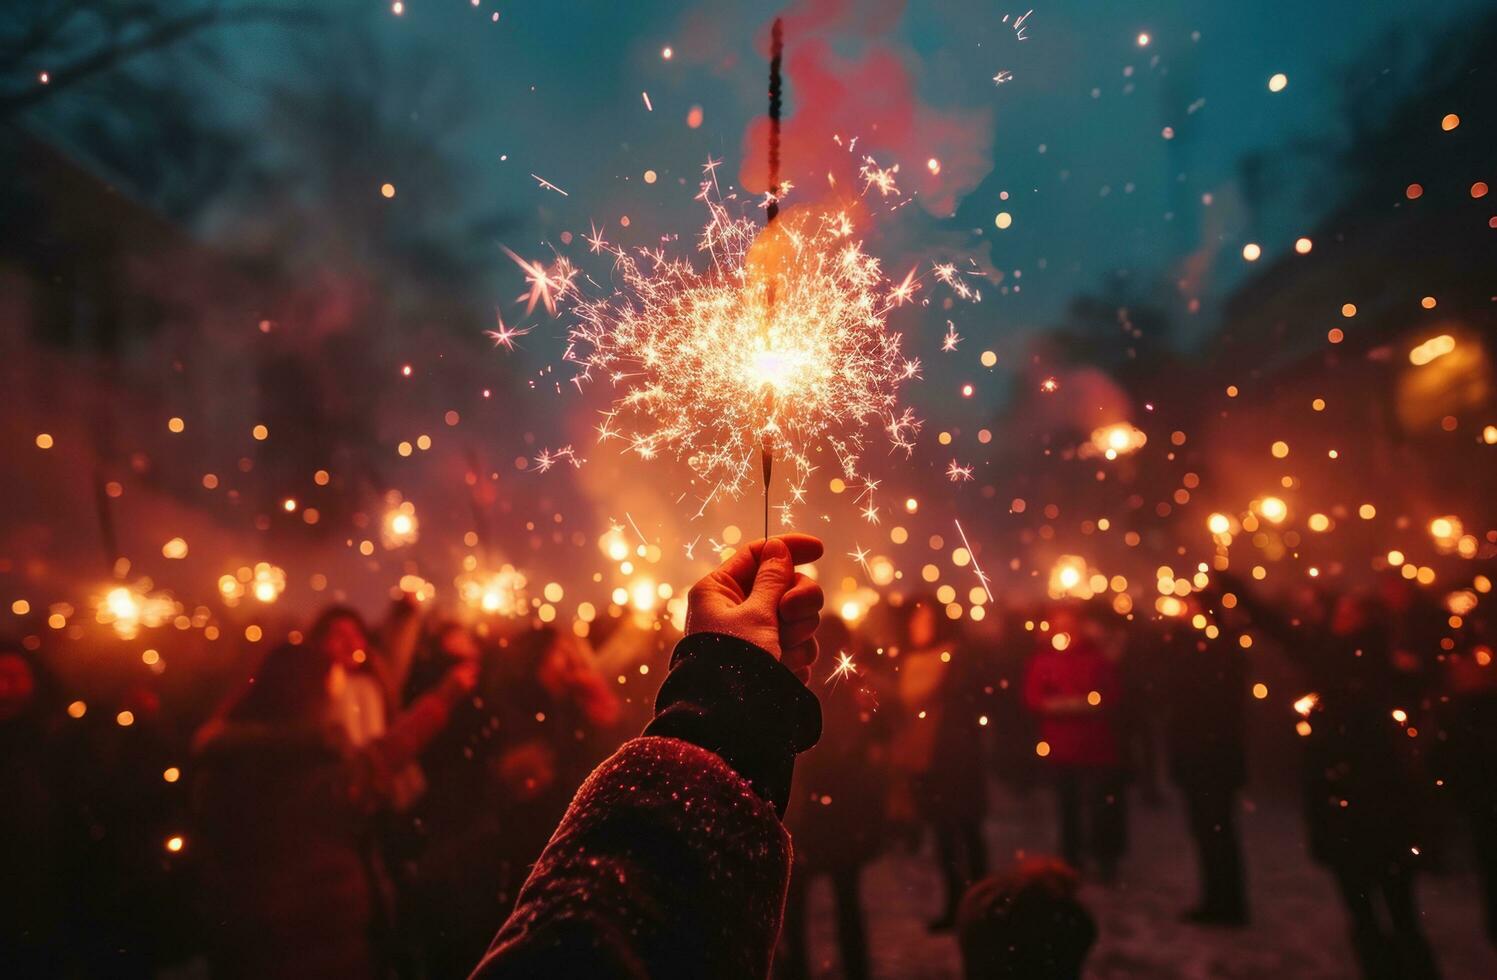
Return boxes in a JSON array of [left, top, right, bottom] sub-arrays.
[[987, 609, 1043, 800], [1023, 602, 1127, 881], [1223, 573, 1441, 980], [191, 635, 477, 979], [481, 625, 624, 910], [889, 596, 991, 931], [778, 615, 890, 980], [310, 598, 421, 748], [956, 857, 1097, 980], [394, 620, 502, 978], [471, 534, 824, 978], [1435, 608, 1497, 947], [0, 643, 66, 975], [1159, 595, 1250, 925], [60, 679, 179, 976]]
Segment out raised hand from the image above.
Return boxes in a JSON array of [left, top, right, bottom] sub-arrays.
[[685, 534, 824, 682]]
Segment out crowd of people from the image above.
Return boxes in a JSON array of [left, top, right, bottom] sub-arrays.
[[1, 540, 1493, 979]]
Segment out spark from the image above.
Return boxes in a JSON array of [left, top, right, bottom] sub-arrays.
[[992, 70, 1014, 85], [942, 320, 962, 351], [530, 172, 569, 196], [642, 91, 653, 111], [585, 221, 611, 254], [888, 266, 921, 307], [683, 535, 700, 560], [848, 544, 873, 577], [1003, 9, 1033, 41], [826, 650, 859, 685], [954, 518, 993, 603], [503, 246, 577, 317], [562, 177, 956, 519], [1040, 376, 1059, 393], [533, 445, 584, 472], [947, 460, 974, 481], [859, 156, 901, 197], [486, 311, 534, 350], [624, 511, 649, 546]]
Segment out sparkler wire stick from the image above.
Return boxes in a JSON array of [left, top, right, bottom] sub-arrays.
[[760, 16, 784, 539]]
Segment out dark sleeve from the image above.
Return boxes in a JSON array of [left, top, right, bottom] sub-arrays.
[[645, 631, 822, 817], [470, 737, 794, 980], [470, 634, 821, 980]]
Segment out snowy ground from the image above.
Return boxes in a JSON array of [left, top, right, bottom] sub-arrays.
[[799, 788, 1497, 979]]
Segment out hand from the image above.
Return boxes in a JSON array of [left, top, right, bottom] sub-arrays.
[[685, 534, 824, 682]]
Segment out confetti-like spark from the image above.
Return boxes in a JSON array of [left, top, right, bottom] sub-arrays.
[[533, 445, 584, 472], [847, 544, 873, 578], [624, 511, 650, 546], [953, 518, 992, 603], [859, 156, 901, 197], [503, 246, 576, 317], [1003, 9, 1033, 41], [942, 320, 962, 352], [947, 460, 974, 481], [826, 649, 859, 685], [486, 311, 534, 350], [563, 175, 937, 518], [529, 172, 569, 196]]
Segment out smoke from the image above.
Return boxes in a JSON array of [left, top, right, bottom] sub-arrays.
[[735, 0, 995, 217]]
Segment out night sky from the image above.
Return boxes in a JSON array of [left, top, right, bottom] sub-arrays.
[[181, 0, 1486, 403]]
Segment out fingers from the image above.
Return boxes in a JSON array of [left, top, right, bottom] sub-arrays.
[[747, 537, 796, 605], [780, 613, 819, 653], [779, 572, 824, 622], [782, 637, 818, 676], [716, 534, 825, 593]]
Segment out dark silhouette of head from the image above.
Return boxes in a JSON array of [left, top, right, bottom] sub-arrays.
[[307, 605, 370, 669], [957, 858, 1097, 980], [230, 643, 333, 724]]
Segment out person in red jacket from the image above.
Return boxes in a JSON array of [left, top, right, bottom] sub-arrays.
[[1022, 602, 1127, 881], [471, 534, 825, 979]]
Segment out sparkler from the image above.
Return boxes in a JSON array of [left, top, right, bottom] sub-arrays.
[[382, 499, 420, 549], [457, 564, 528, 617], [565, 19, 926, 533]]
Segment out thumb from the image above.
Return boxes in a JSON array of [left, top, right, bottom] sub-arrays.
[[748, 537, 795, 606]]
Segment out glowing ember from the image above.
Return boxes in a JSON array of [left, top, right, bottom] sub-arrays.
[[94, 583, 177, 639], [458, 565, 528, 617], [383, 500, 420, 549]]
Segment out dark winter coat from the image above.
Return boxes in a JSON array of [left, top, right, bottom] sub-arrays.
[[470, 632, 821, 980], [1161, 628, 1247, 789]]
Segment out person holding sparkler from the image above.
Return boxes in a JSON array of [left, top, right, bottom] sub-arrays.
[[471, 534, 824, 979]]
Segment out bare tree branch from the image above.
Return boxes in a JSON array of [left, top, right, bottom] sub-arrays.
[[0, 3, 318, 118]]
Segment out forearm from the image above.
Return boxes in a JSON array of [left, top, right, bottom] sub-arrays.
[[373, 672, 467, 772], [644, 631, 821, 816], [473, 632, 821, 980], [471, 737, 792, 980]]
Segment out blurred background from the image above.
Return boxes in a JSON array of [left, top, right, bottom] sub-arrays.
[[2, 1, 1495, 977]]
